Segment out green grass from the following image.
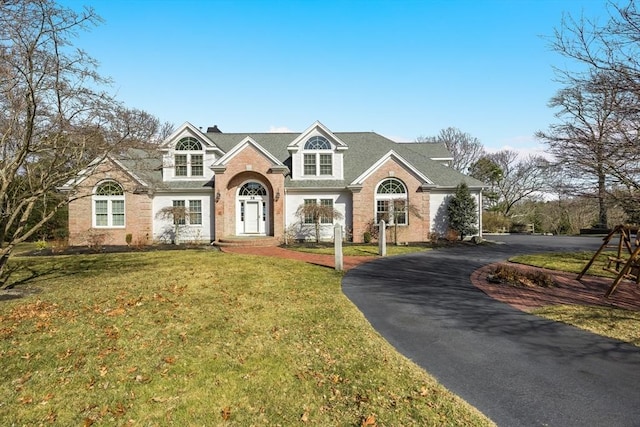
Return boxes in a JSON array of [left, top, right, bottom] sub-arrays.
[[510, 251, 640, 346], [284, 243, 432, 257], [0, 250, 492, 426], [531, 305, 640, 346], [509, 251, 619, 278]]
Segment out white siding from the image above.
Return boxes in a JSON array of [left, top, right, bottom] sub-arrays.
[[284, 191, 352, 241], [429, 189, 482, 238], [290, 149, 344, 180], [152, 193, 214, 243]]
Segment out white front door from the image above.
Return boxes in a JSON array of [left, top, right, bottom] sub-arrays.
[[244, 201, 260, 234], [236, 181, 269, 236]]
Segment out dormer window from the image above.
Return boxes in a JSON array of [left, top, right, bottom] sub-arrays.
[[175, 137, 203, 177], [303, 136, 332, 176]]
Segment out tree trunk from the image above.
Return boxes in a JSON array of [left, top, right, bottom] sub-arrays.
[[0, 245, 15, 288], [597, 169, 608, 229]]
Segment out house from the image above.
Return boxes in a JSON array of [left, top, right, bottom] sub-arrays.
[[65, 121, 484, 246]]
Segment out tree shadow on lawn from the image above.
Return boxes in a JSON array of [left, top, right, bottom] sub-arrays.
[[2, 244, 219, 298]]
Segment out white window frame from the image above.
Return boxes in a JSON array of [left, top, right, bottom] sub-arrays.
[[302, 136, 333, 177], [302, 198, 334, 224], [92, 181, 126, 228], [172, 199, 203, 226], [375, 178, 408, 226], [174, 137, 204, 178]]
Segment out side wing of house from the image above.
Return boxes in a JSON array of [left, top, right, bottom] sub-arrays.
[[65, 156, 153, 246]]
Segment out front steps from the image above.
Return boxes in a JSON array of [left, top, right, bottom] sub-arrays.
[[213, 236, 280, 248]]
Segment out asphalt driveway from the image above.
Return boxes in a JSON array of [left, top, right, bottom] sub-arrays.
[[342, 235, 640, 426]]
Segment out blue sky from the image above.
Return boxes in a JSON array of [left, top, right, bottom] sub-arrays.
[[64, 0, 612, 155]]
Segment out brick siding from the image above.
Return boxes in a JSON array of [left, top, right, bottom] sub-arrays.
[[68, 159, 152, 246]]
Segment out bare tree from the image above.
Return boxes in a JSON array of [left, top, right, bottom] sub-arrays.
[[536, 73, 628, 228], [0, 0, 161, 284], [155, 205, 188, 244], [417, 127, 485, 174], [548, 1, 640, 195], [295, 202, 343, 243], [477, 151, 550, 217]]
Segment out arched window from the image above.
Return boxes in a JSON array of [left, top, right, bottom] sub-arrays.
[[303, 136, 332, 176], [176, 137, 202, 151], [93, 181, 125, 227], [174, 137, 204, 177], [239, 182, 267, 196], [375, 178, 408, 225], [304, 136, 331, 150]]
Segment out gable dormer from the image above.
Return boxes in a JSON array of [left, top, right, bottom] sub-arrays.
[[211, 136, 289, 175], [287, 121, 348, 180], [160, 122, 224, 181]]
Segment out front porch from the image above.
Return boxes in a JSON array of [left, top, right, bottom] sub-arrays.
[[212, 236, 280, 248]]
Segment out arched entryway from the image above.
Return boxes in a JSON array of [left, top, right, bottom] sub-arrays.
[[236, 181, 269, 235]]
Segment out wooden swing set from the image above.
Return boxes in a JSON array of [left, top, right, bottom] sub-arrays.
[[577, 225, 640, 297]]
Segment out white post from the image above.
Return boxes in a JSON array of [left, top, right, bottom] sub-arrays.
[[334, 224, 343, 271], [379, 220, 387, 256]]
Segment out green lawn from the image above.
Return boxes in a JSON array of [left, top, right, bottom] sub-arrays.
[[510, 251, 619, 278], [0, 249, 492, 426], [284, 243, 432, 257], [510, 251, 640, 346]]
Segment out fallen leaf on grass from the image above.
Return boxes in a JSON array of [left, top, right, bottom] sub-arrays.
[[151, 396, 180, 403], [18, 395, 33, 404], [361, 415, 377, 426], [107, 308, 125, 317], [221, 406, 231, 421]]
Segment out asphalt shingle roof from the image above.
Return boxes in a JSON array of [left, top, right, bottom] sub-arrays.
[[114, 131, 484, 191]]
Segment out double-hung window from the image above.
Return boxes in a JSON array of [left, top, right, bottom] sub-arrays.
[[172, 200, 186, 225], [189, 200, 202, 225], [172, 199, 202, 226], [375, 178, 408, 225], [174, 137, 204, 178], [302, 136, 332, 176], [93, 181, 125, 227], [302, 198, 334, 224], [320, 199, 333, 223], [303, 199, 316, 224]]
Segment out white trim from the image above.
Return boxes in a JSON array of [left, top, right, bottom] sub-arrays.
[[60, 155, 148, 190], [213, 137, 287, 169], [235, 180, 269, 236], [92, 180, 126, 228], [350, 150, 434, 186], [159, 121, 224, 154], [287, 121, 349, 151]]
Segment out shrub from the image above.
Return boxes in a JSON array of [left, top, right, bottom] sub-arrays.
[[445, 229, 459, 242], [85, 229, 107, 252], [125, 233, 133, 245], [482, 211, 511, 233], [364, 219, 380, 242], [35, 240, 48, 251], [488, 264, 555, 288], [363, 231, 372, 243]]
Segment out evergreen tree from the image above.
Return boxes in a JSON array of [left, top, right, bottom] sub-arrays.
[[447, 183, 478, 240]]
